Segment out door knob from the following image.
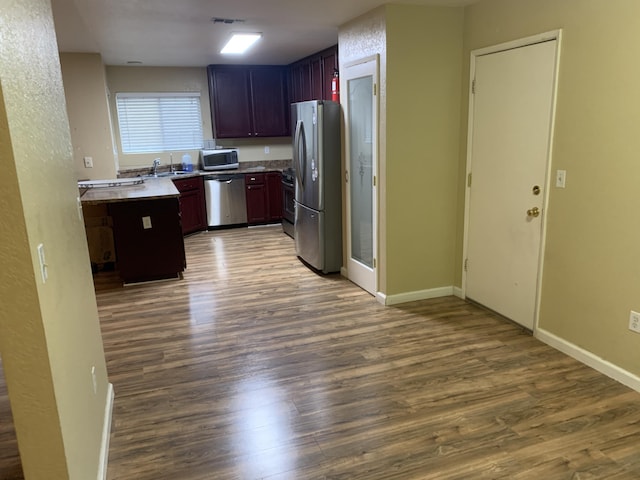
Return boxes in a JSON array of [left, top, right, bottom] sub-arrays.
[[527, 207, 540, 217]]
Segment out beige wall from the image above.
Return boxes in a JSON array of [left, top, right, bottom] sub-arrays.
[[460, 0, 640, 375], [385, 5, 463, 295], [106, 66, 292, 171], [60, 53, 118, 180], [339, 5, 463, 297], [0, 0, 110, 478]]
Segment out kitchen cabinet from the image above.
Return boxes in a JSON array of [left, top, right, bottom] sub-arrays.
[[246, 174, 268, 224], [108, 198, 186, 283], [266, 172, 283, 221], [207, 65, 290, 138], [173, 176, 206, 235], [245, 172, 283, 225], [289, 45, 338, 103]]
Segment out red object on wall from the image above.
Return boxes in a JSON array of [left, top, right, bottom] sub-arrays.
[[331, 70, 340, 102]]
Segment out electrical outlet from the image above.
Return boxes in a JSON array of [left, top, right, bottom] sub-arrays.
[[556, 169, 566, 188], [142, 216, 152, 229], [629, 311, 640, 333], [83, 156, 93, 168], [264, 146, 270, 154]]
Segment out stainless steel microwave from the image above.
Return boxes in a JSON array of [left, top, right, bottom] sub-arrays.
[[201, 148, 239, 171]]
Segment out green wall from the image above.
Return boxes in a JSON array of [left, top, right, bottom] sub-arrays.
[[385, 5, 463, 296], [460, 0, 640, 375]]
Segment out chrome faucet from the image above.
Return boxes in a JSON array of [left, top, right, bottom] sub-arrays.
[[152, 158, 161, 176]]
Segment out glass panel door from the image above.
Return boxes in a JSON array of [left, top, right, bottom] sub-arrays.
[[344, 57, 378, 295], [349, 76, 374, 268]]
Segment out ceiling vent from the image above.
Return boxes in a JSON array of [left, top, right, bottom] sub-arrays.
[[211, 17, 246, 25]]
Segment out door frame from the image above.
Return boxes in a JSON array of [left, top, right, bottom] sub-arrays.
[[341, 54, 380, 297], [461, 30, 562, 331]]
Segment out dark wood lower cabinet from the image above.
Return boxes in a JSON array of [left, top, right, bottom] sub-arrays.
[[173, 176, 206, 235], [108, 198, 186, 283], [245, 172, 283, 225], [266, 172, 283, 221]]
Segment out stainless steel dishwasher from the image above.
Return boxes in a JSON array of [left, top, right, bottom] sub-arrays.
[[204, 173, 247, 227]]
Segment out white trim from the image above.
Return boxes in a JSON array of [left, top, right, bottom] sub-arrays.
[[340, 266, 348, 278], [536, 329, 640, 393], [453, 286, 464, 299], [97, 383, 115, 480], [461, 29, 562, 333], [378, 286, 455, 306]]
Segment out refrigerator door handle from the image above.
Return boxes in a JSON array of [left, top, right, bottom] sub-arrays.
[[294, 120, 307, 188]]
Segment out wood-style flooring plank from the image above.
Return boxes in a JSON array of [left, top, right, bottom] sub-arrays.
[[1, 225, 640, 479]]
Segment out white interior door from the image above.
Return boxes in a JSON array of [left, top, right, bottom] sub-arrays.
[[344, 57, 378, 295], [465, 38, 558, 330]]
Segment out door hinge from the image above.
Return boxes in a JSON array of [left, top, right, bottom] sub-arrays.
[[467, 172, 472, 187], [373, 83, 377, 96], [373, 175, 376, 187], [464, 258, 468, 272], [373, 258, 377, 269], [472, 78, 476, 94]]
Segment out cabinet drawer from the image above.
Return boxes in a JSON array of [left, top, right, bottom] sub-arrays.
[[245, 173, 265, 185], [173, 176, 202, 192]]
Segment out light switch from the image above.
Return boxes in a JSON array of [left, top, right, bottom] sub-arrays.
[[37, 243, 48, 283], [556, 169, 566, 188], [83, 156, 93, 168], [142, 216, 152, 229]]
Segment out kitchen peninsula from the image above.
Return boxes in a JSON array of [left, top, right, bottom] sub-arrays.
[[81, 178, 186, 284]]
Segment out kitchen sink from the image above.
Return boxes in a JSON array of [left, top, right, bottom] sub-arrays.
[[143, 171, 192, 178]]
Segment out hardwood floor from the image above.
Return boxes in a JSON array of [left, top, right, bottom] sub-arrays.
[[2, 225, 640, 479]]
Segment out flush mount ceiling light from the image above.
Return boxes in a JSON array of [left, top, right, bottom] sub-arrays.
[[221, 33, 262, 55]]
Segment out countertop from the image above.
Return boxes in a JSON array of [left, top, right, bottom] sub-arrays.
[[80, 160, 293, 205], [80, 177, 179, 205]]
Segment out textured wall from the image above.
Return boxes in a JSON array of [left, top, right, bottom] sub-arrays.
[[460, 0, 640, 376], [60, 53, 118, 181], [338, 6, 388, 292], [0, 0, 110, 478]]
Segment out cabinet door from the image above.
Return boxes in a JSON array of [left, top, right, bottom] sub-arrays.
[[290, 64, 304, 104], [173, 177, 206, 235], [311, 57, 323, 101], [246, 182, 267, 224], [178, 189, 205, 235], [208, 67, 252, 138], [266, 172, 283, 221], [250, 67, 290, 137]]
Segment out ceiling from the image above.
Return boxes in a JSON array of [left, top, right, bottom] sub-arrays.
[[51, 0, 477, 67]]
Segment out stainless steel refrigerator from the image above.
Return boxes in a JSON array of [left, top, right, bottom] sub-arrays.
[[292, 100, 342, 273]]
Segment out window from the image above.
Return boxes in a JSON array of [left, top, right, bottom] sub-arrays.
[[115, 93, 204, 154]]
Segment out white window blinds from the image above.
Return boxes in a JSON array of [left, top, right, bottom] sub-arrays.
[[116, 93, 204, 153]]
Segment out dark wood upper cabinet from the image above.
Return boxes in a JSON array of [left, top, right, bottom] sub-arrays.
[[289, 45, 338, 103], [249, 68, 289, 137], [208, 65, 290, 138]]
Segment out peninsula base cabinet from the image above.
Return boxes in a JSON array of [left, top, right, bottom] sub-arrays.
[[245, 172, 283, 225], [173, 176, 206, 235], [109, 198, 186, 283]]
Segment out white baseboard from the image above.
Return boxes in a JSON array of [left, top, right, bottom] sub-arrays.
[[340, 266, 348, 278], [378, 286, 455, 306], [535, 328, 640, 393], [453, 286, 464, 299], [97, 383, 115, 480]]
